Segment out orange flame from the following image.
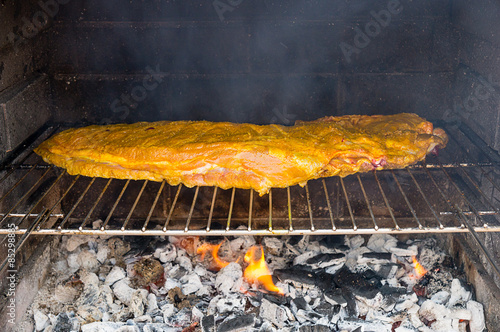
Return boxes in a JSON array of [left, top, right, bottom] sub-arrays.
[[243, 246, 284, 295], [412, 256, 427, 279], [196, 242, 230, 270]]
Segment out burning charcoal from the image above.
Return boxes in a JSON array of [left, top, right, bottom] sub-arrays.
[[167, 307, 192, 328], [333, 266, 380, 299], [81, 322, 126, 332], [215, 262, 243, 295], [259, 298, 287, 329], [162, 303, 178, 320], [274, 269, 317, 290], [324, 263, 345, 275], [134, 314, 153, 323], [395, 293, 418, 312], [147, 293, 158, 313], [218, 314, 256, 332], [166, 264, 188, 279], [230, 234, 256, 253], [358, 252, 393, 265], [65, 235, 92, 252], [67, 253, 80, 272], [176, 255, 193, 271], [201, 315, 215, 332], [54, 283, 81, 304], [347, 235, 364, 249], [154, 243, 177, 263], [467, 300, 485, 332], [315, 301, 341, 320], [293, 251, 319, 266], [97, 242, 110, 264], [113, 278, 136, 305], [34, 310, 50, 331], [306, 253, 346, 268], [449, 307, 472, 321], [324, 288, 347, 306], [132, 257, 164, 288], [298, 324, 331, 332], [180, 273, 205, 295], [262, 237, 283, 256], [216, 296, 245, 314], [448, 278, 471, 307], [112, 307, 134, 322], [337, 319, 393, 332], [366, 234, 397, 252], [419, 300, 451, 323], [294, 309, 324, 324], [389, 244, 418, 257], [169, 236, 200, 256], [105, 266, 126, 286], [52, 312, 73, 332], [373, 263, 398, 279], [430, 290, 450, 305], [291, 297, 311, 312], [130, 289, 148, 317]]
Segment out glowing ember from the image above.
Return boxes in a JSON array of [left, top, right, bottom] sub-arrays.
[[196, 242, 230, 270], [243, 246, 284, 295], [412, 256, 428, 279]]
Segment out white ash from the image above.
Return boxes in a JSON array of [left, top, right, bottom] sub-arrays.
[[28, 233, 488, 332]]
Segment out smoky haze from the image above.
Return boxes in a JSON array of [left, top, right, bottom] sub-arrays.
[[51, 0, 455, 124]]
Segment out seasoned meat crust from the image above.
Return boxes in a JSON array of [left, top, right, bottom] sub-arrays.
[[35, 113, 447, 195]]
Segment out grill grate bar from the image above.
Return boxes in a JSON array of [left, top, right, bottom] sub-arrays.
[[164, 184, 182, 231], [80, 179, 113, 230], [61, 178, 95, 230], [357, 174, 379, 231], [207, 187, 218, 232], [122, 180, 148, 231], [103, 180, 130, 230], [142, 180, 165, 232], [185, 186, 200, 232], [247, 189, 253, 231], [406, 167, 445, 229], [268, 189, 273, 231], [0, 165, 53, 226], [373, 171, 400, 230], [458, 166, 500, 215], [340, 177, 357, 231], [287, 187, 293, 231], [391, 170, 423, 229], [227, 187, 236, 231], [304, 184, 315, 231], [322, 179, 336, 231], [0, 161, 41, 205]]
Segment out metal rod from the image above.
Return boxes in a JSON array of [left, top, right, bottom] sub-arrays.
[[15, 170, 66, 230], [268, 189, 273, 231], [43, 175, 80, 228], [247, 189, 253, 231], [357, 174, 378, 230], [391, 170, 423, 229], [0, 209, 48, 273], [0, 151, 35, 185], [322, 179, 336, 231], [207, 187, 218, 232], [164, 184, 182, 231], [101, 180, 130, 231], [0, 213, 64, 218], [406, 168, 445, 229], [0, 165, 53, 225], [458, 166, 500, 214], [373, 172, 399, 230], [122, 180, 148, 231], [185, 186, 200, 232], [60, 178, 96, 230], [79, 179, 113, 230], [225, 188, 236, 231], [142, 181, 165, 232], [340, 177, 357, 230], [304, 184, 314, 231], [287, 187, 293, 231], [0, 162, 41, 205], [425, 162, 500, 280]]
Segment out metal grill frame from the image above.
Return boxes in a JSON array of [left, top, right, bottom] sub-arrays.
[[2, 121, 500, 276]]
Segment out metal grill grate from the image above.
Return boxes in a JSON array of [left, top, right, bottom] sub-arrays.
[[1, 122, 500, 238]]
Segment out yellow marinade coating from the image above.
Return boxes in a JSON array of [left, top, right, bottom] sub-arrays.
[[34, 113, 448, 195]]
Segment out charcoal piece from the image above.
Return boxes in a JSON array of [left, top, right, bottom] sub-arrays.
[[319, 235, 347, 250], [333, 266, 380, 299], [298, 324, 331, 332], [306, 253, 345, 266], [380, 285, 407, 296], [201, 315, 215, 332], [324, 288, 347, 306], [287, 236, 303, 246], [291, 297, 310, 311], [217, 314, 255, 332], [375, 263, 398, 279], [52, 313, 72, 332], [362, 252, 392, 261], [341, 288, 358, 317], [314, 271, 336, 291], [274, 269, 316, 287], [263, 293, 288, 306], [314, 301, 341, 319]]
